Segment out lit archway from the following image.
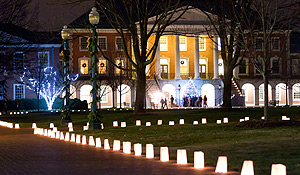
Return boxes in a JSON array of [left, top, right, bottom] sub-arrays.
[[80, 85, 92, 107], [61, 85, 76, 99], [258, 84, 272, 105], [201, 84, 215, 107], [162, 84, 176, 99], [276, 83, 287, 106], [242, 83, 255, 106], [292, 83, 300, 105]]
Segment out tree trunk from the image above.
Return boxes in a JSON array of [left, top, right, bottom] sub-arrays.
[[222, 64, 233, 109], [135, 66, 146, 114], [263, 75, 269, 120]]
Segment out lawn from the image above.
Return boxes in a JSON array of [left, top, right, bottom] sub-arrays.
[[1, 106, 300, 174]]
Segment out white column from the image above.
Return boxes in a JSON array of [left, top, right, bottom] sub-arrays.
[[155, 40, 161, 79], [175, 35, 181, 79], [255, 87, 259, 106], [288, 86, 293, 106], [194, 35, 200, 79], [271, 87, 276, 101], [213, 36, 219, 79]]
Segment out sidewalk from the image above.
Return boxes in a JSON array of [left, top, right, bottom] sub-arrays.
[[0, 126, 239, 175]]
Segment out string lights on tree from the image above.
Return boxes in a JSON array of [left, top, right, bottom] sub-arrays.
[[183, 79, 199, 97]]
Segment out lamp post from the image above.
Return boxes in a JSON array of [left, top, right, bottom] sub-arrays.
[[178, 84, 181, 107], [88, 7, 101, 130], [61, 25, 72, 124], [3, 69, 7, 114]]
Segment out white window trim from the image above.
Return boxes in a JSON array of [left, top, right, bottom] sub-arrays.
[[100, 86, 108, 103], [13, 84, 25, 100], [13, 52, 24, 72], [293, 84, 300, 101], [98, 36, 107, 51], [275, 85, 281, 101], [270, 57, 281, 74], [38, 51, 50, 67], [179, 36, 187, 51], [78, 57, 91, 74], [259, 85, 264, 101], [271, 37, 280, 51], [199, 56, 208, 74], [218, 58, 224, 75], [115, 36, 124, 51], [160, 36, 168, 51], [255, 37, 263, 51], [255, 56, 263, 75], [199, 36, 206, 51], [79, 37, 89, 51], [243, 88, 248, 102]]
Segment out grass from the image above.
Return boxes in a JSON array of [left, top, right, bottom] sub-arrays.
[[2, 106, 300, 174]]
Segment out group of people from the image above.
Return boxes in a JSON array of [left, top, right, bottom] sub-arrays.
[[160, 95, 208, 109]]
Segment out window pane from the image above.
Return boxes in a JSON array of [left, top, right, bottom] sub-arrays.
[[99, 37, 107, 50], [80, 60, 89, 74], [98, 59, 106, 74], [199, 37, 206, 51], [13, 52, 24, 71], [38, 52, 49, 68], [272, 38, 279, 50], [160, 37, 168, 51], [14, 84, 24, 99], [294, 85, 300, 100], [272, 59, 279, 73], [239, 59, 247, 74], [115, 59, 125, 74], [255, 38, 263, 50], [116, 37, 124, 50], [80, 37, 88, 50]]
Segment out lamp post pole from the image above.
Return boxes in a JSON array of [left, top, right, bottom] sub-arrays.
[[88, 7, 101, 130], [3, 69, 7, 114], [61, 25, 72, 124], [178, 84, 181, 107]]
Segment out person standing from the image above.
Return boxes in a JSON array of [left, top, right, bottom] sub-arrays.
[[164, 98, 168, 109], [160, 98, 165, 109], [198, 95, 202, 107], [170, 95, 174, 107], [203, 95, 207, 107]]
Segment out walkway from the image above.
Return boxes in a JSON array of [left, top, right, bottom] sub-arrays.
[[0, 127, 239, 175]]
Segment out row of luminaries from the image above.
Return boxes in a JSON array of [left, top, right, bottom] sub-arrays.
[[0, 120, 288, 175], [111, 115, 291, 128], [32, 125, 286, 175]]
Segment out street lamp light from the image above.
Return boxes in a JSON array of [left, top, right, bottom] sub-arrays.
[[61, 25, 72, 124], [178, 84, 181, 107], [89, 7, 101, 130]]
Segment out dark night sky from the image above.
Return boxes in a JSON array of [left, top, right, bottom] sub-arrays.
[[31, 0, 94, 31]]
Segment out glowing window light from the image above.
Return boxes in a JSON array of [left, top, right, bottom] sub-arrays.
[[240, 119, 245, 122], [55, 131, 60, 139], [53, 127, 57, 132], [68, 122, 73, 128], [215, 156, 227, 173], [121, 122, 126, 128], [216, 120, 222, 124], [241, 160, 254, 175], [146, 122, 151, 127], [179, 119, 184, 125], [271, 164, 286, 175], [113, 140, 120, 151], [32, 123, 37, 129], [64, 132, 70, 141], [89, 136, 95, 146], [177, 149, 187, 164], [15, 124, 20, 129], [49, 123, 54, 128], [60, 132, 64, 140], [69, 127, 74, 132], [76, 134, 81, 144], [104, 139, 110, 150], [245, 117, 250, 121], [134, 143, 142, 156], [70, 134, 76, 142], [160, 147, 169, 162], [202, 118, 207, 124], [96, 138, 101, 148], [82, 135, 87, 145], [146, 144, 154, 158], [169, 121, 175, 126], [194, 151, 204, 169], [193, 121, 199, 125], [136, 120, 141, 126], [113, 121, 118, 127], [123, 141, 131, 154], [157, 120, 162, 125], [223, 117, 228, 124]]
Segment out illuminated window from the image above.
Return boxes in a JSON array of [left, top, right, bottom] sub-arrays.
[[116, 37, 124, 51], [199, 37, 206, 51], [179, 36, 187, 51], [160, 36, 168, 51], [79, 37, 88, 51], [259, 85, 264, 101], [14, 84, 25, 100], [80, 59, 89, 74], [218, 59, 224, 75], [99, 86, 108, 103], [115, 58, 125, 75], [98, 36, 107, 51], [293, 84, 300, 100], [38, 52, 49, 68], [98, 58, 106, 74]]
